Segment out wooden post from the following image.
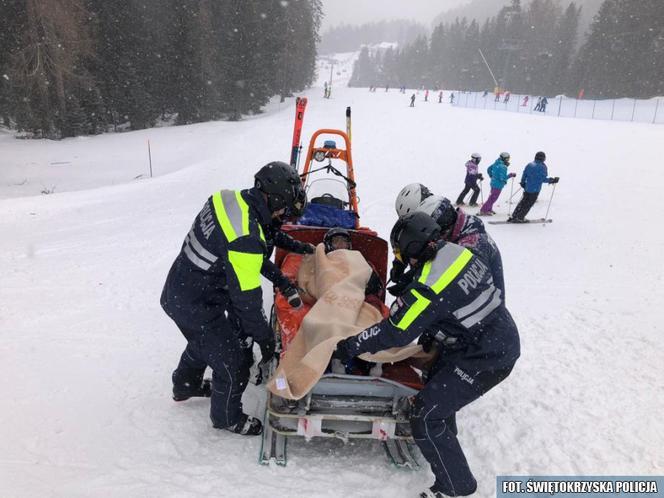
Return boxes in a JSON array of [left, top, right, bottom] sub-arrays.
[[148, 140, 153, 178]]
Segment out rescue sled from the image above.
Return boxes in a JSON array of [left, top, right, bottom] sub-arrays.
[[260, 126, 423, 468]]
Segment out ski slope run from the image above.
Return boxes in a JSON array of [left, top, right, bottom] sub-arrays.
[[1, 57, 663, 497]]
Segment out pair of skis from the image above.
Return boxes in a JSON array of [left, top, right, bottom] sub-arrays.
[[488, 218, 552, 225], [290, 97, 308, 168], [289, 97, 353, 168]]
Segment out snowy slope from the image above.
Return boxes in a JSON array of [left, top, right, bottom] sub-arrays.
[[1, 57, 663, 498]]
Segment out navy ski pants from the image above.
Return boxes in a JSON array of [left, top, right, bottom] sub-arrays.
[[411, 354, 514, 496], [511, 192, 540, 220], [172, 321, 252, 429]]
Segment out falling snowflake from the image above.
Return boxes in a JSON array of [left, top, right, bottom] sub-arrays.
[[280, 1, 289, 7]]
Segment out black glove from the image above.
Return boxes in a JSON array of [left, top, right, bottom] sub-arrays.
[[301, 243, 315, 254], [332, 339, 354, 363], [389, 259, 406, 283], [551, 177, 560, 184], [417, 332, 435, 353], [258, 336, 276, 364], [520, 182, 526, 189], [387, 280, 409, 297], [365, 272, 384, 297], [281, 284, 302, 309], [477, 174, 484, 181]]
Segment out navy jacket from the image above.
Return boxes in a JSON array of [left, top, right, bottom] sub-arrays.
[[344, 241, 520, 371], [160, 188, 272, 342]]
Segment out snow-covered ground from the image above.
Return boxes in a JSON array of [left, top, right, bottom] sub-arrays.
[[1, 54, 663, 498]]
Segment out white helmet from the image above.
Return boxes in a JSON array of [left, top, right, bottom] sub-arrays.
[[471, 152, 481, 160], [395, 183, 433, 218]]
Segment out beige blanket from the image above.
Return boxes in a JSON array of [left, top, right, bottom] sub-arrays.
[[267, 244, 422, 400]]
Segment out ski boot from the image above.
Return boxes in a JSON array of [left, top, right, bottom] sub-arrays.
[[468, 203, 478, 207], [218, 413, 263, 436], [172, 379, 211, 401]]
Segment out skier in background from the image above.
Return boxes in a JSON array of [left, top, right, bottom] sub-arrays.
[[479, 152, 515, 216], [503, 91, 511, 103], [449, 92, 455, 104], [508, 151, 560, 223], [539, 96, 548, 112], [424, 89, 429, 102], [534, 96, 542, 111], [438, 90, 443, 103], [456, 153, 483, 207], [410, 94, 416, 107], [522, 95, 529, 107]]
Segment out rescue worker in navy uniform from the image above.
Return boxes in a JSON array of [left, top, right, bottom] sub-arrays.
[[160, 161, 306, 435], [417, 195, 505, 302], [390, 193, 506, 304], [334, 212, 520, 497]]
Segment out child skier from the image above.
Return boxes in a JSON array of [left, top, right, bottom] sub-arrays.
[[456, 153, 483, 207], [479, 152, 515, 215]]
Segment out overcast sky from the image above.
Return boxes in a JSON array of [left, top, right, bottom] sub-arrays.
[[320, 0, 470, 31]]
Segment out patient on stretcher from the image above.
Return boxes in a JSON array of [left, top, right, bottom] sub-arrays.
[[313, 228, 384, 377], [268, 228, 422, 400]]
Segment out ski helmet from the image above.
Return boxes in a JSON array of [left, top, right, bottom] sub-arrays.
[[417, 195, 457, 233], [535, 151, 546, 161], [471, 152, 482, 163], [390, 211, 441, 263], [395, 183, 433, 218], [323, 227, 352, 253], [255, 161, 307, 216]]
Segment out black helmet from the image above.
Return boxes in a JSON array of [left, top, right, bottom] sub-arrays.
[[255, 161, 307, 216], [323, 227, 352, 253], [391, 211, 441, 263], [535, 151, 546, 161]]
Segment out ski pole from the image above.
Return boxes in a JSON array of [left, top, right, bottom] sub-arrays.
[[508, 177, 514, 216], [544, 183, 557, 221], [479, 180, 484, 205], [509, 186, 523, 201]]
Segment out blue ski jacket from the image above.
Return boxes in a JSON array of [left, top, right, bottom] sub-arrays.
[[520, 160, 554, 193], [488, 158, 511, 189]]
